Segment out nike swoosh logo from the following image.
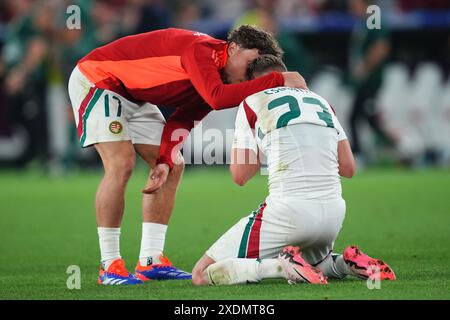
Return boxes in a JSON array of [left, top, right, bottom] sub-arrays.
[[293, 268, 311, 284]]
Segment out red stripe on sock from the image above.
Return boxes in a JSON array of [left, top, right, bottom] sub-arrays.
[[246, 202, 266, 258], [77, 87, 97, 139]]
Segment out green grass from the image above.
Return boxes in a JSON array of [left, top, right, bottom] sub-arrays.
[[0, 167, 449, 299]]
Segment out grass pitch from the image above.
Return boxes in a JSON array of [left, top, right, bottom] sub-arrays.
[[0, 166, 449, 300]]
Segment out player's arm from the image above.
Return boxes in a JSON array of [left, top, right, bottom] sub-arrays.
[[229, 103, 260, 186], [143, 102, 211, 194], [353, 30, 390, 81], [363, 40, 390, 73], [5, 37, 47, 94], [335, 118, 356, 178], [156, 102, 211, 169], [230, 148, 261, 186], [181, 43, 305, 110], [338, 140, 355, 178]]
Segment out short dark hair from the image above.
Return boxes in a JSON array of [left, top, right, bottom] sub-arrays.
[[247, 54, 287, 79], [227, 25, 283, 58]]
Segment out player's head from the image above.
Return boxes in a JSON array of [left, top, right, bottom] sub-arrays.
[[223, 25, 283, 84], [247, 54, 287, 80]]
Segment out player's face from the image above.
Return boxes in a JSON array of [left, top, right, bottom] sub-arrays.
[[223, 43, 260, 84]]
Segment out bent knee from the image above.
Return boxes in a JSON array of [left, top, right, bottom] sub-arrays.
[[172, 158, 185, 175], [191, 267, 209, 286], [165, 156, 184, 183], [105, 156, 136, 182]]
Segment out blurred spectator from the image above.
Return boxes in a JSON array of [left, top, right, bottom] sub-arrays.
[[120, 0, 172, 35], [58, 0, 130, 81], [0, 0, 142, 171], [201, 0, 245, 21], [397, 0, 450, 11], [0, 0, 10, 136], [0, 0, 448, 170], [347, 0, 396, 161], [233, 0, 315, 79], [0, 0, 50, 166], [173, 1, 202, 29]]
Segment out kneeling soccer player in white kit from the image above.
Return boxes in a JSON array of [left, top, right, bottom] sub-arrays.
[[192, 55, 396, 286]]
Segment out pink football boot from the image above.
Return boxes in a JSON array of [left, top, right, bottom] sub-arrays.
[[343, 245, 396, 280], [278, 246, 328, 285]]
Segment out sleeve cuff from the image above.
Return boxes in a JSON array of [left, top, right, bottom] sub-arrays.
[[156, 156, 174, 171], [273, 71, 285, 86]]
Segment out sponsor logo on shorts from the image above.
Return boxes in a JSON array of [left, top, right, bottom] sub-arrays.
[[109, 121, 123, 134]]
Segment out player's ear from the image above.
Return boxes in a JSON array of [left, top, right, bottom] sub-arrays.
[[227, 42, 239, 57]]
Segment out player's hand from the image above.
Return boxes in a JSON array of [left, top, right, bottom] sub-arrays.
[[142, 163, 170, 194], [282, 72, 308, 90]]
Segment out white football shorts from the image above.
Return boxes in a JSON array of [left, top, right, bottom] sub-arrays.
[[206, 195, 346, 266], [68, 66, 166, 147]]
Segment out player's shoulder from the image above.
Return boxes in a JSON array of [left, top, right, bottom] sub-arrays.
[[169, 28, 225, 46], [241, 89, 268, 109], [177, 30, 226, 64], [155, 28, 224, 46], [164, 27, 208, 37], [244, 87, 335, 115]]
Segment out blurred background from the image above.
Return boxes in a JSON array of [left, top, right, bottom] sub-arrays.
[[0, 0, 449, 174]]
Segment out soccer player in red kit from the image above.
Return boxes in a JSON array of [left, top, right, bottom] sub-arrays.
[[68, 25, 307, 285]]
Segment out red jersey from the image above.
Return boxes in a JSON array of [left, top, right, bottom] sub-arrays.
[[77, 28, 285, 168]]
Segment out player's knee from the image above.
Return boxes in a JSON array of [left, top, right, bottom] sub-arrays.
[[119, 157, 136, 181], [191, 267, 208, 286], [105, 156, 136, 184], [171, 157, 185, 177], [191, 260, 211, 286], [191, 273, 202, 286]]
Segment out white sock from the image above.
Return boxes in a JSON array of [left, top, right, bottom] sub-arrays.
[[206, 258, 260, 285], [97, 227, 121, 269], [206, 258, 284, 285], [139, 222, 167, 265], [316, 253, 352, 279], [257, 259, 285, 280]]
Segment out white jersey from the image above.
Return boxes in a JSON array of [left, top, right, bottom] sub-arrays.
[[232, 87, 348, 200]]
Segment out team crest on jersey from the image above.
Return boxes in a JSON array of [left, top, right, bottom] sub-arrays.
[[211, 49, 226, 68], [109, 121, 123, 134], [193, 31, 207, 37]]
